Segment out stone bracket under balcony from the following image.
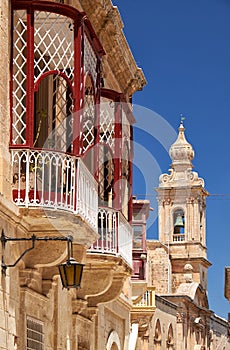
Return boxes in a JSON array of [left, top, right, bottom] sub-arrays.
[[72, 299, 98, 321], [18, 207, 99, 247], [131, 288, 156, 337], [76, 253, 132, 307]]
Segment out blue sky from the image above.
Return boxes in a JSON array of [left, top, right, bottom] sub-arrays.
[[112, 0, 230, 318]]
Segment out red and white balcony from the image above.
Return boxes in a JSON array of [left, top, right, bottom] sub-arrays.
[[89, 207, 133, 267], [11, 148, 98, 231], [10, 1, 134, 276]]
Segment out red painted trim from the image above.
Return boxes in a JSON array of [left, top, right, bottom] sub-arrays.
[[72, 21, 82, 156], [128, 125, 134, 223], [94, 59, 101, 182], [9, 145, 74, 156], [78, 25, 85, 156], [101, 88, 136, 125], [34, 70, 73, 92], [101, 88, 124, 102], [82, 14, 105, 58], [121, 101, 136, 125], [114, 102, 122, 210], [9, 9, 14, 145], [12, 1, 106, 152], [12, 1, 82, 20], [12, 1, 105, 58], [122, 140, 131, 222], [100, 88, 135, 212], [26, 8, 35, 147], [9, 73, 13, 145], [94, 64, 100, 182]]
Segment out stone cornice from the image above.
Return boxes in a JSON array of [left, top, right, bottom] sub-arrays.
[[155, 294, 178, 311], [170, 255, 212, 268], [210, 313, 228, 326], [79, 0, 146, 96], [162, 294, 212, 315], [146, 240, 169, 254]]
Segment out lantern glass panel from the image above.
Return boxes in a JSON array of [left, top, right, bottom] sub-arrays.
[[58, 260, 84, 289]]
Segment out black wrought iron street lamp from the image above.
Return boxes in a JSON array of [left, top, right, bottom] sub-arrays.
[[1, 230, 84, 289], [58, 238, 84, 289]]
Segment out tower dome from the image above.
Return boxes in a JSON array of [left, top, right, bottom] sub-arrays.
[[159, 120, 205, 188], [169, 121, 194, 170]]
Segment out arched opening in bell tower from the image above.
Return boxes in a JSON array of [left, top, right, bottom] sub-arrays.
[[173, 209, 185, 241]]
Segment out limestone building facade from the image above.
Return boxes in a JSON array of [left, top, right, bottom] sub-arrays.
[[0, 0, 229, 349], [0, 0, 146, 349]]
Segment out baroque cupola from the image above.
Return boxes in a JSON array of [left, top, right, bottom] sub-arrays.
[[169, 121, 194, 171], [159, 121, 204, 188]]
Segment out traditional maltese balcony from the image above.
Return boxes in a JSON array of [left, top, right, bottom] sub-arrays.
[[11, 148, 98, 246], [89, 206, 133, 267], [75, 207, 133, 310], [132, 287, 155, 311], [131, 287, 156, 336]]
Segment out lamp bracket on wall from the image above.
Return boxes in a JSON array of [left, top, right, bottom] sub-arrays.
[[0, 230, 84, 289]]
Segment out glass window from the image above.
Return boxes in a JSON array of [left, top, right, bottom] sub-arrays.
[[133, 225, 143, 249]]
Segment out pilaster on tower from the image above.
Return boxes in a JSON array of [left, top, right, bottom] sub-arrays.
[[156, 121, 211, 291]]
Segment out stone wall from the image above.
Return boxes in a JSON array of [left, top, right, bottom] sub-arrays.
[[148, 295, 177, 350], [147, 241, 171, 294], [97, 298, 131, 350], [210, 314, 230, 350]]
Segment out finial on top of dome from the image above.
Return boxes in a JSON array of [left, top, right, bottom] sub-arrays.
[[179, 114, 185, 129], [169, 114, 194, 168]]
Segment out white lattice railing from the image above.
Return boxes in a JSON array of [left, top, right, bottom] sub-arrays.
[[89, 207, 133, 267], [11, 149, 98, 230], [133, 288, 155, 309]]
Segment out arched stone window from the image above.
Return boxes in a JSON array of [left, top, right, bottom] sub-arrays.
[[154, 319, 162, 350], [173, 208, 185, 241], [106, 330, 121, 350], [166, 323, 174, 349]]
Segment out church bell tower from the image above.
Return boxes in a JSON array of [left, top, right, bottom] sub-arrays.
[[156, 121, 211, 292]]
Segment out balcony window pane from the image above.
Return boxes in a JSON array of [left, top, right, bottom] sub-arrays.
[[133, 225, 143, 249], [12, 10, 27, 145], [34, 11, 74, 81]]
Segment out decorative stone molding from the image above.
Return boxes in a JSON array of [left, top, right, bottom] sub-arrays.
[[159, 170, 174, 185], [79, 0, 146, 96], [176, 312, 185, 323], [87, 273, 126, 307], [76, 254, 131, 309], [158, 123, 207, 190], [19, 268, 42, 293], [73, 299, 98, 321]]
